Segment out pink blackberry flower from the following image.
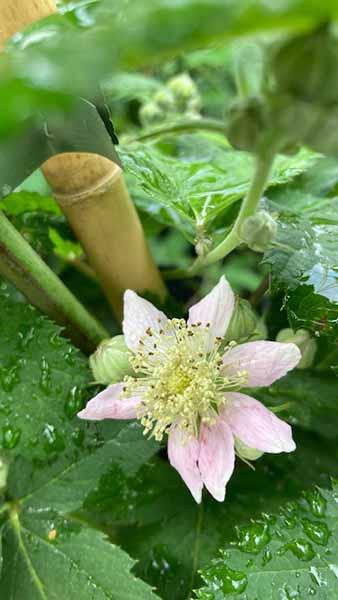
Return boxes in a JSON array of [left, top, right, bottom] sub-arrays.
[[78, 276, 300, 503]]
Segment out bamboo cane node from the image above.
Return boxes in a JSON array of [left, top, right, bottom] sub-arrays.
[[51, 167, 121, 206]]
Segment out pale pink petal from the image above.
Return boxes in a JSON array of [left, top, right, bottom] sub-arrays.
[[188, 276, 235, 351], [77, 383, 140, 420], [223, 392, 296, 453], [222, 341, 301, 387], [198, 420, 235, 502], [168, 425, 203, 503], [123, 290, 168, 352]]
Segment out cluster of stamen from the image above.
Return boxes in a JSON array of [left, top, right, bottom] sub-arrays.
[[123, 319, 247, 441]]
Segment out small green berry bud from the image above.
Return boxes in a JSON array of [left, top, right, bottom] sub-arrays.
[[226, 97, 267, 153], [139, 101, 164, 126], [249, 318, 268, 342], [235, 438, 263, 461], [276, 328, 317, 369], [225, 298, 258, 343], [89, 336, 134, 385], [167, 73, 200, 111], [153, 88, 176, 111], [239, 210, 277, 253]]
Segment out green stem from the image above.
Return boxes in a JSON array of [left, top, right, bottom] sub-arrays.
[[0, 212, 108, 353], [183, 146, 277, 277], [202, 148, 276, 267], [189, 500, 204, 598], [126, 118, 225, 144]]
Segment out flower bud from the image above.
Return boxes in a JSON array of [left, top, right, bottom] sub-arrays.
[[276, 329, 317, 370], [153, 88, 176, 111], [249, 318, 268, 342], [139, 101, 164, 126], [225, 298, 257, 343], [235, 438, 263, 461], [89, 336, 134, 385], [226, 97, 267, 152], [239, 210, 277, 253], [167, 73, 201, 111]]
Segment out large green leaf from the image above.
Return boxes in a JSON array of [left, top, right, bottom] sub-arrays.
[[0, 507, 158, 600], [0, 417, 159, 598], [196, 481, 338, 599], [121, 141, 318, 241], [81, 429, 338, 600], [0, 288, 92, 458]]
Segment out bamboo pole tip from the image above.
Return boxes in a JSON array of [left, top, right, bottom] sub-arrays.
[[42, 152, 122, 203]]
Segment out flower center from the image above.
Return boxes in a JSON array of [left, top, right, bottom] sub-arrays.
[[123, 319, 246, 441]]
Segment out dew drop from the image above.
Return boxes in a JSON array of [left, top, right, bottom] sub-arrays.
[[279, 539, 315, 561], [65, 386, 83, 419], [302, 519, 330, 546], [0, 363, 21, 392], [2, 425, 21, 449], [40, 357, 51, 393], [309, 565, 326, 587], [42, 424, 65, 454], [18, 325, 36, 349], [304, 490, 327, 518], [262, 549, 272, 566], [236, 522, 271, 554], [203, 563, 247, 595]]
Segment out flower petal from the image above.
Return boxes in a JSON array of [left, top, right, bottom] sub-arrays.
[[198, 420, 235, 502], [77, 383, 140, 420], [222, 341, 301, 387], [223, 392, 296, 453], [168, 425, 203, 503], [123, 290, 168, 352], [188, 276, 235, 351]]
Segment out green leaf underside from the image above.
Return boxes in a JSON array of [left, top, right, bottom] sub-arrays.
[[120, 142, 318, 241], [196, 482, 338, 599], [80, 430, 338, 600]]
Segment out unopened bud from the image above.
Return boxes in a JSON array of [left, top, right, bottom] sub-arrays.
[[89, 336, 134, 385], [167, 73, 200, 111], [249, 318, 268, 342], [239, 210, 277, 252], [235, 438, 263, 461], [226, 97, 267, 152], [139, 101, 164, 126], [153, 88, 176, 111], [276, 328, 317, 369], [225, 298, 257, 343]]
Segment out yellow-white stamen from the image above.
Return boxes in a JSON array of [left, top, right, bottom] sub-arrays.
[[123, 319, 247, 441]]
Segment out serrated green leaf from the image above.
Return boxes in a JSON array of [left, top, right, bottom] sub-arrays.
[[120, 142, 318, 241], [196, 482, 338, 599], [81, 430, 338, 600], [0, 290, 93, 458], [1, 511, 158, 599], [263, 217, 338, 339], [8, 422, 158, 515]]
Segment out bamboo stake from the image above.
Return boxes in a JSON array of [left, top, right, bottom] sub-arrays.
[[42, 153, 166, 318], [1, 0, 166, 319], [0, 0, 56, 48]]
